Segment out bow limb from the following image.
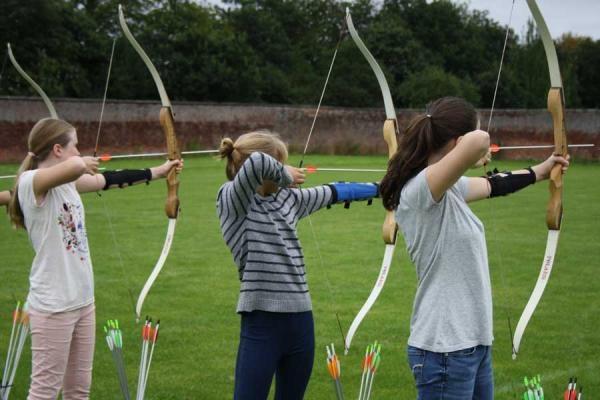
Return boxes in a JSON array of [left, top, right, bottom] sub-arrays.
[[119, 5, 182, 322], [511, 0, 567, 359], [7, 43, 58, 118], [343, 8, 399, 354]]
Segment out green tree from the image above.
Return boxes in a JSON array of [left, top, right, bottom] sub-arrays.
[[1, 0, 598, 108], [114, 2, 261, 102], [570, 36, 600, 108], [398, 66, 480, 107], [1, 0, 97, 98], [222, 0, 347, 104]]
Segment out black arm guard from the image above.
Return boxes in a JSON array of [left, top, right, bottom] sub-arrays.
[[486, 167, 536, 198], [102, 169, 152, 190]]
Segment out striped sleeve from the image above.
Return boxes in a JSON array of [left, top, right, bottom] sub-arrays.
[[292, 185, 334, 220], [222, 152, 293, 216]]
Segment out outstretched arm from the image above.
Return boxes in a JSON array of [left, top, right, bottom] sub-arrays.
[[465, 153, 569, 203], [75, 159, 183, 193], [293, 182, 379, 219]]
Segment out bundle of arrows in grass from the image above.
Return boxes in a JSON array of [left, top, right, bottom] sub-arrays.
[[325, 343, 344, 400], [137, 318, 159, 400], [325, 341, 382, 400], [104, 317, 160, 400], [522, 375, 544, 400], [358, 341, 381, 400], [1, 301, 29, 400], [104, 320, 130, 400], [564, 377, 583, 400]]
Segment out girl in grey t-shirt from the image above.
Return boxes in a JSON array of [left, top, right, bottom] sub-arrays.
[[379, 97, 569, 399]]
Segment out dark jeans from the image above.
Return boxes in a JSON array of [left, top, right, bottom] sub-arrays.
[[407, 345, 494, 400], [234, 311, 315, 400]]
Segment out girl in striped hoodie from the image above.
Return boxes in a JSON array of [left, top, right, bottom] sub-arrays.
[[217, 130, 377, 400]]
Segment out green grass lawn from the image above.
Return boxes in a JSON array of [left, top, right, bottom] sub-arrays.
[[0, 155, 598, 399]]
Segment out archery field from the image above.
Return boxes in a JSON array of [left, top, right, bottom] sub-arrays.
[[1, 154, 598, 399]]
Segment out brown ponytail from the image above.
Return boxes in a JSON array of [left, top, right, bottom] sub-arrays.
[[379, 97, 478, 210], [8, 118, 75, 229]]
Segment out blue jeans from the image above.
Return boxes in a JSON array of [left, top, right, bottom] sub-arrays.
[[234, 311, 315, 400], [407, 345, 494, 400]]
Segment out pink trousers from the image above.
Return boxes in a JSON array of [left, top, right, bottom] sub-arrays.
[[27, 303, 95, 400]]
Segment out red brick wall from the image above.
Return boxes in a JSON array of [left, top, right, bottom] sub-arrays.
[[0, 96, 597, 163]]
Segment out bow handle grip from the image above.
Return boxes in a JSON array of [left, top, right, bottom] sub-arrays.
[[160, 107, 181, 219]]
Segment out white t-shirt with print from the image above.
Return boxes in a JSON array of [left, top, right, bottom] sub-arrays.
[[19, 170, 94, 313]]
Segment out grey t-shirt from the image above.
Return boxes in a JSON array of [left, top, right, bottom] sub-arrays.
[[397, 169, 493, 352]]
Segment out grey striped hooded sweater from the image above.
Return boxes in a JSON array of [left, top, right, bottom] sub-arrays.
[[217, 152, 333, 313]]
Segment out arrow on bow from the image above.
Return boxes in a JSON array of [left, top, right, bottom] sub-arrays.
[[510, 0, 568, 359], [118, 4, 182, 322], [343, 8, 399, 354]]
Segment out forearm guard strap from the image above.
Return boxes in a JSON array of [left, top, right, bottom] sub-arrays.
[[486, 167, 536, 198], [103, 169, 152, 190], [326, 182, 379, 207]]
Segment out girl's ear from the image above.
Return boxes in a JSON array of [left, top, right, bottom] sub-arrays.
[[52, 143, 63, 158]]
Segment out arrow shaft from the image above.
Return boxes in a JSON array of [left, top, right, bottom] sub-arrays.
[[308, 167, 386, 173], [495, 144, 592, 150], [102, 149, 217, 160]]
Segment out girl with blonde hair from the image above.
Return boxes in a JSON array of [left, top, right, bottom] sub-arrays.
[[8, 117, 182, 399], [217, 130, 378, 400]]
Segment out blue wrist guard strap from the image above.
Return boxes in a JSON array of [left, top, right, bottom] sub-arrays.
[[326, 182, 379, 208]]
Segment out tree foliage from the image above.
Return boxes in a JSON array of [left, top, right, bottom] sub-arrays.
[[0, 0, 597, 109]]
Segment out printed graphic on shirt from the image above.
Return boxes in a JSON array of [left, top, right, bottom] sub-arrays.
[[57, 201, 89, 262]]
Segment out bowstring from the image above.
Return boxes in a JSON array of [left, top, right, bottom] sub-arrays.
[[298, 24, 348, 346], [94, 37, 117, 157], [486, 1, 515, 133], [485, 0, 517, 357], [299, 46, 340, 166], [95, 36, 137, 315]]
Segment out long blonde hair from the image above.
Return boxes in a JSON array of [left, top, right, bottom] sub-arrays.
[[8, 118, 76, 229], [219, 130, 288, 180]]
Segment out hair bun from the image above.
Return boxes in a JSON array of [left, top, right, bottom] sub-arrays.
[[219, 138, 235, 159]]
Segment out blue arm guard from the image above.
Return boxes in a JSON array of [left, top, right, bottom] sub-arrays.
[[326, 182, 379, 208]]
